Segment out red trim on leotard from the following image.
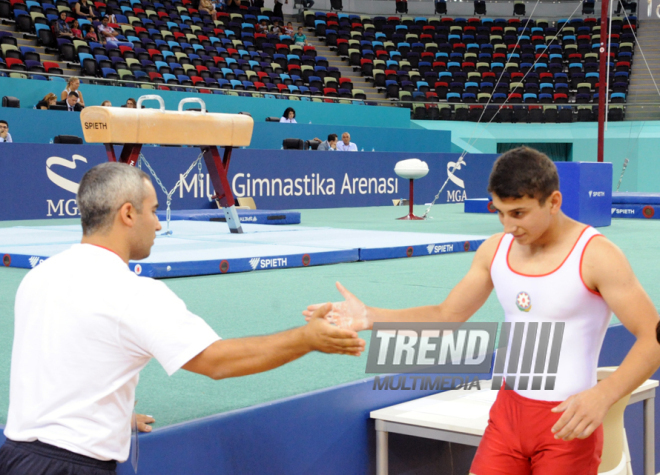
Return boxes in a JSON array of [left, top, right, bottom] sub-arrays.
[[506, 226, 590, 277], [579, 234, 605, 295], [489, 234, 506, 273]]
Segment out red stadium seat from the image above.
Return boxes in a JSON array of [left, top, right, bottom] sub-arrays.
[[43, 61, 61, 72], [508, 92, 522, 103], [6, 58, 25, 70]]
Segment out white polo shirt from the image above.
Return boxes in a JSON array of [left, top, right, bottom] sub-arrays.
[[336, 141, 357, 151], [4, 244, 221, 462]]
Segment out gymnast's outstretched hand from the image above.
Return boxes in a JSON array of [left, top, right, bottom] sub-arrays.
[[303, 282, 370, 332], [305, 303, 366, 356]]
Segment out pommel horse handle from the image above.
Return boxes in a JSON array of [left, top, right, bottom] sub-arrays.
[[137, 94, 165, 110], [178, 97, 207, 113]]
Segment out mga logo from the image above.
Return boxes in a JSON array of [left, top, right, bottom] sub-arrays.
[[249, 257, 260, 270], [516, 291, 532, 312], [427, 244, 435, 254], [46, 155, 88, 194], [45, 154, 89, 217], [589, 191, 605, 197], [134, 264, 142, 275], [29, 256, 44, 268], [445, 156, 468, 203]]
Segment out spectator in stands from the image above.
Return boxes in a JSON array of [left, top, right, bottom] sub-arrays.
[[61, 77, 85, 107], [336, 132, 357, 151], [293, 26, 307, 46], [251, 0, 264, 8], [36, 93, 58, 110], [256, 19, 268, 33], [300, 0, 314, 9], [56, 91, 85, 112], [101, 100, 112, 107], [614, 0, 631, 13], [225, 0, 240, 11], [395, 0, 407, 13], [53, 11, 74, 39], [98, 15, 120, 44], [317, 134, 338, 151], [284, 21, 294, 36], [74, 0, 98, 20], [125, 98, 137, 108], [199, 0, 218, 20], [273, 0, 285, 19], [104, 6, 117, 24], [211, 0, 225, 12], [71, 19, 83, 39], [84, 25, 98, 42], [0, 120, 12, 143], [280, 107, 297, 123], [270, 20, 281, 35]]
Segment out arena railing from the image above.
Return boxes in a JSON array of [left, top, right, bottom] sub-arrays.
[[2, 67, 652, 120]]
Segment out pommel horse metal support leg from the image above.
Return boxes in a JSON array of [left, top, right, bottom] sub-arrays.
[[202, 145, 243, 234], [81, 95, 254, 235]]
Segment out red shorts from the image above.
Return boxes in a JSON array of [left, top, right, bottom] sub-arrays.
[[470, 388, 603, 475]]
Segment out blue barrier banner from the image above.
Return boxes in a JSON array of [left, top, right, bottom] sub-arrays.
[[556, 162, 612, 227], [0, 144, 498, 220]]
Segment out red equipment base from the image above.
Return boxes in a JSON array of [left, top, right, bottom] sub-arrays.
[[397, 178, 425, 220]]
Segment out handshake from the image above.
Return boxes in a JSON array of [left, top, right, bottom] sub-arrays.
[[302, 283, 370, 357]]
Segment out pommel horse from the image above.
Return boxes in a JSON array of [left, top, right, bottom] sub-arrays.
[[79, 95, 253, 234]]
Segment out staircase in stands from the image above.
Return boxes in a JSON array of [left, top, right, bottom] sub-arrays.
[[292, 13, 385, 104], [0, 22, 76, 81], [624, 19, 660, 121]]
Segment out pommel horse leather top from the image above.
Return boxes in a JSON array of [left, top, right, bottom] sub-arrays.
[[80, 95, 253, 146], [79, 95, 254, 234]]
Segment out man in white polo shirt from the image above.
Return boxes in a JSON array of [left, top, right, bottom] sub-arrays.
[[336, 132, 357, 152], [0, 163, 365, 475]]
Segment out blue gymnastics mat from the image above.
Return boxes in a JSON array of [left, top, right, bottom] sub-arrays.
[[464, 198, 496, 214], [156, 209, 301, 225], [0, 222, 488, 278], [612, 192, 660, 205]]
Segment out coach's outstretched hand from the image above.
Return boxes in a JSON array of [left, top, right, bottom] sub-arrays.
[[304, 302, 366, 356], [303, 282, 370, 332]]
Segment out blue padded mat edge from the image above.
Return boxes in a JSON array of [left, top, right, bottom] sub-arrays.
[[612, 192, 660, 205], [0, 223, 488, 278], [611, 204, 660, 219], [464, 198, 496, 214], [156, 209, 301, 225]]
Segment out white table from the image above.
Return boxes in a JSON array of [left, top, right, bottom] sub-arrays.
[[371, 379, 658, 475]]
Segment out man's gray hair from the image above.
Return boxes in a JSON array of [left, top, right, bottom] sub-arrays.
[[77, 162, 151, 235]]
